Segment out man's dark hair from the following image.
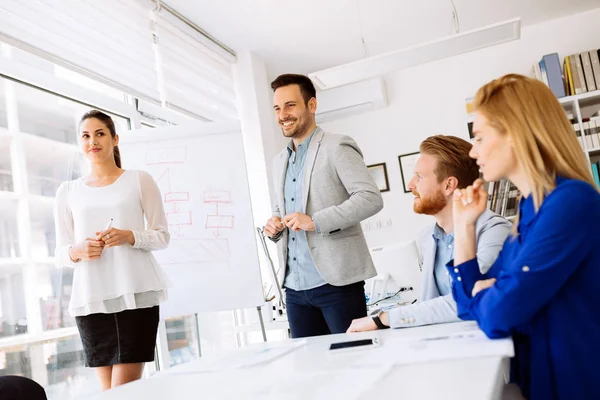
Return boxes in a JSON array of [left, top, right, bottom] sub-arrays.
[[270, 74, 316, 105]]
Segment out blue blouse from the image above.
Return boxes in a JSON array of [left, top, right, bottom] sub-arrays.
[[447, 177, 600, 400]]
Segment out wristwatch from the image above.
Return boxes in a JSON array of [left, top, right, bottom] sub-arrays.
[[372, 309, 390, 329]]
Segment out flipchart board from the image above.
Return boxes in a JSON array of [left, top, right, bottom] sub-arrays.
[[119, 121, 264, 318]]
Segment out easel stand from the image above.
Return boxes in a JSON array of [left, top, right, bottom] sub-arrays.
[[255, 227, 287, 342]]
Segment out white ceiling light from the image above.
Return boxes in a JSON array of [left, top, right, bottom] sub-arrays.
[[309, 17, 521, 90]]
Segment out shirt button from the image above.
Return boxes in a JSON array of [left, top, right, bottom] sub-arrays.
[[292, 237, 295, 241], [522, 266, 530, 272], [454, 268, 459, 273], [293, 179, 296, 182], [457, 276, 462, 282], [291, 198, 295, 201]]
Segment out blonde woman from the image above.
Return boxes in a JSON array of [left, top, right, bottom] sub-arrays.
[[54, 110, 170, 390], [449, 74, 600, 400]]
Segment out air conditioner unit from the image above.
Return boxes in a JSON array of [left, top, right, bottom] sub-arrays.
[[315, 77, 388, 123]]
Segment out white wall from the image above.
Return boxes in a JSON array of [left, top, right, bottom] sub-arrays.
[[233, 52, 288, 290], [319, 7, 600, 249]]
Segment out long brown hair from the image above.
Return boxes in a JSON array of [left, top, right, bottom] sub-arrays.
[[473, 74, 595, 223], [79, 110, 121, 168]]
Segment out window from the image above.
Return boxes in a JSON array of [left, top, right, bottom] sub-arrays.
[[165, 311, 240, 367], [0, 335, 99, 399], [0, 75, 133, 399]]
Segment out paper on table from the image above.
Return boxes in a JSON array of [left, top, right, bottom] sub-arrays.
[[144, 364, 393, 400], [167, 339, 308, 374], [356, 329, 514, 367], [243, 364, 394, 400], [314, 363, 394, 400]]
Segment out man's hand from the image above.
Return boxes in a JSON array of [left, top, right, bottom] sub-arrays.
[[346, 314, 387, 333], [264, 216, 285, 238], [283, 212, 316, 232], [472, 278, 497, 297]]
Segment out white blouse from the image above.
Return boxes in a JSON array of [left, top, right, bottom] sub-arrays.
[[54, 169, 171, 317]]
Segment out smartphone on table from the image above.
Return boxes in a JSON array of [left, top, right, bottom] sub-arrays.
[[329, 337, 381, 352]]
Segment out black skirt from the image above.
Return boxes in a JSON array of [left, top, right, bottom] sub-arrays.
[[75, 306, 159, 367]]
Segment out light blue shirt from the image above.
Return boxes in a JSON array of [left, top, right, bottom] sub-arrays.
[[283, 130, 326, 291], [387, 209, 512, 329], [432, 224, 454, 296]]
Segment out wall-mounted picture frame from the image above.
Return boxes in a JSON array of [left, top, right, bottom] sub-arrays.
[[398, 152, 420, 193], [367, 163, 390, 193]]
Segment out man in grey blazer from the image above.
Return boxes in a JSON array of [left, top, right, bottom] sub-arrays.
[[264, 74, 383, 338], [347, 135, 511, 332]]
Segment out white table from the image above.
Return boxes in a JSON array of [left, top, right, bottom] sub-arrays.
[[86, 321, 513, 400]]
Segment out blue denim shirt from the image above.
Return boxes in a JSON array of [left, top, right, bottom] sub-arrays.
[[432, 224, 454, 296], [283, 130, 326, 290]]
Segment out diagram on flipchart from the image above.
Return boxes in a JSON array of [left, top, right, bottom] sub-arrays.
[[144, 145, 234, 269]]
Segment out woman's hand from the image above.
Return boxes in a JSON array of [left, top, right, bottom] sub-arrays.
[[472, 278, 497, 297], [96, 228, 135, 248], [453, 179, 488, 227], [70, 238, 105, 261]]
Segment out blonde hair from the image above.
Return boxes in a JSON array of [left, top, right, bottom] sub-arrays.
[[473, 74, 595, 227]]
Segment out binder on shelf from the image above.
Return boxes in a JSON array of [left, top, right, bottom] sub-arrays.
[[581, 52, 597, 92], [583, 121, 593, 149], [539, 59, 549, 87], [542, 53, 566, 97], [565, 56, 575, 96], [592, 163, 600, 189], [574, 54, 587, 94], [590, 50, 600, 90], [589, 119, 600, 149]]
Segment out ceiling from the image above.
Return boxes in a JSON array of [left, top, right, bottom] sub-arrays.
[[166, 0, 600, 78]]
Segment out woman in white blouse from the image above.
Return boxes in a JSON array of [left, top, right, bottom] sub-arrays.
[[54, 110, 170, 390]]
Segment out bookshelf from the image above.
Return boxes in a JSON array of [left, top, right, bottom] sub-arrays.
[[473, 89, 600, 221], [559, 88, 600, 168]]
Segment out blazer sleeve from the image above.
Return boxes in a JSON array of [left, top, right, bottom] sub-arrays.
[[311, 136, 383, 234], [475, 215, 512, 274], [447, 183, 599, 338], [390, 216, 511, 328], [388, 294, 461, 328]]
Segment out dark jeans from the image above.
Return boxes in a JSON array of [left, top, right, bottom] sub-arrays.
[[285, 281, 367, 338]]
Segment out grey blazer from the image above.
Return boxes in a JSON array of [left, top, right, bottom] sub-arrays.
[[270, 128, 383, 287], [388, 209, 512, 328]]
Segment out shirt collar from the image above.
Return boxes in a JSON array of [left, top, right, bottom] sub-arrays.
[[432, 223, 454, 241], [518, 176, 567, 228], [286, 127, 318, 155], [518, 194, 535, 227]]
